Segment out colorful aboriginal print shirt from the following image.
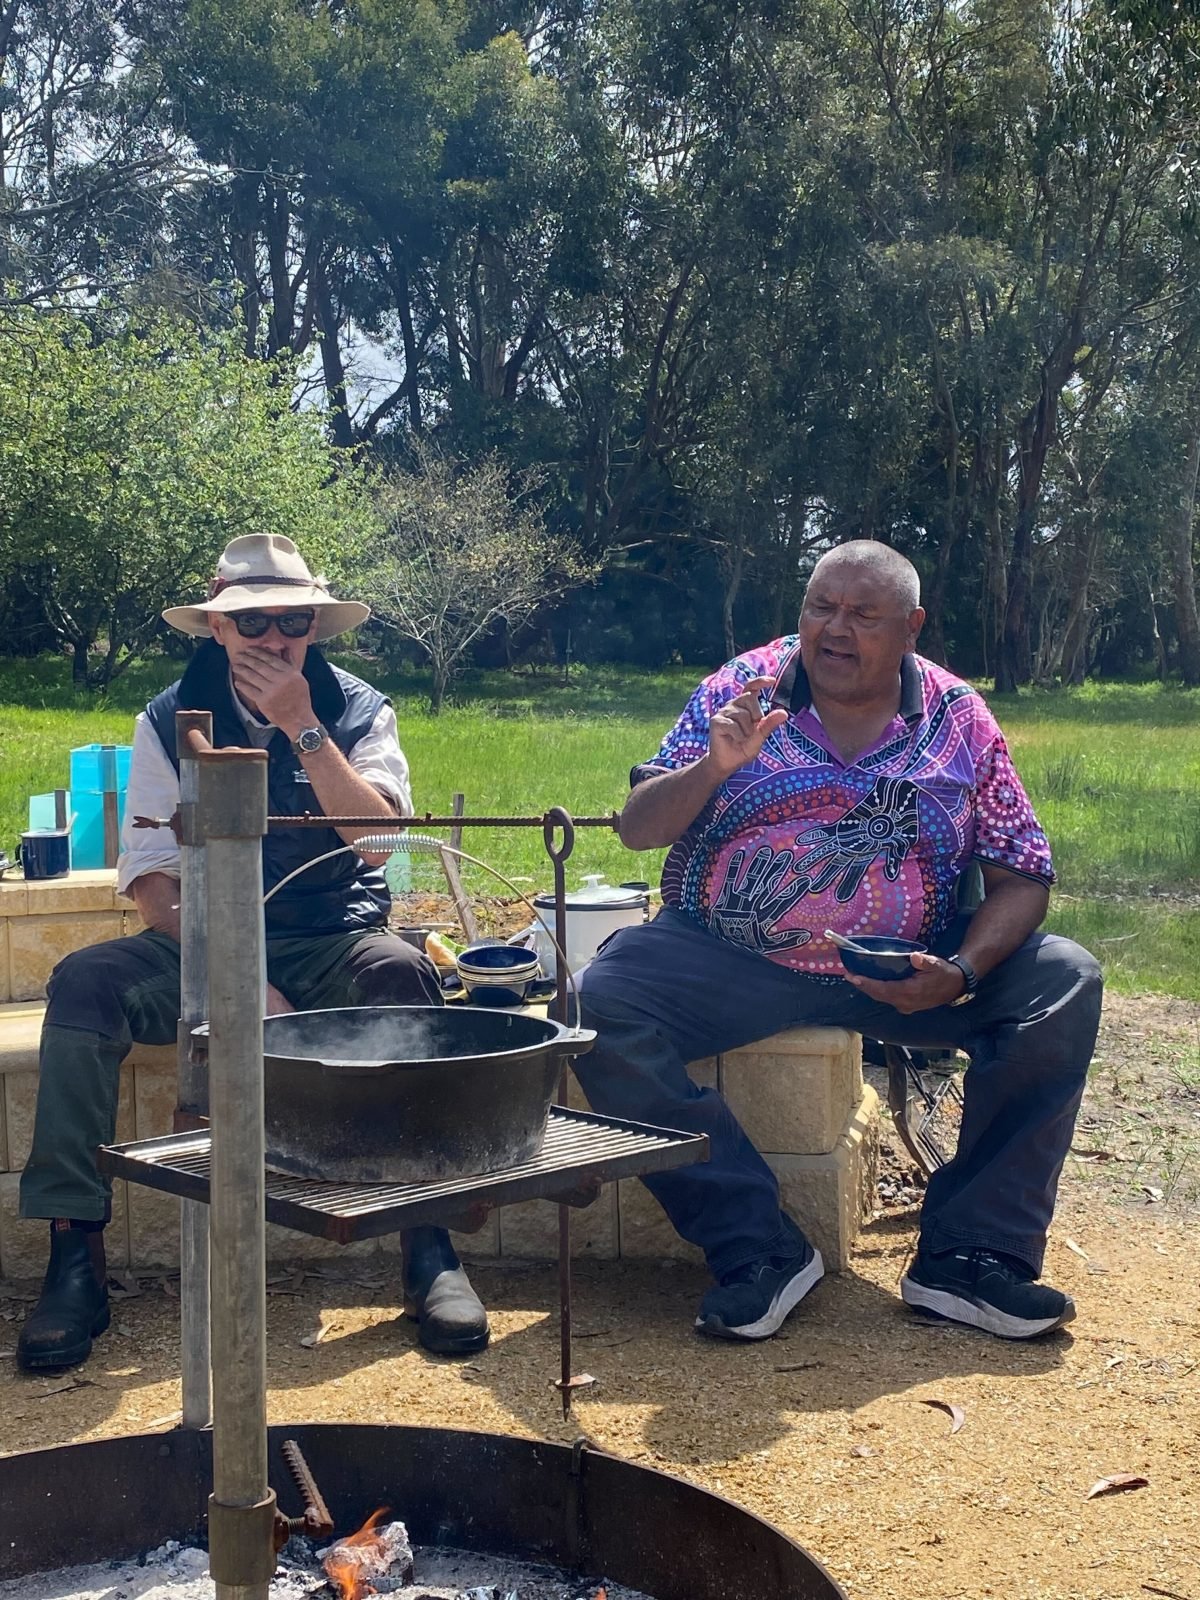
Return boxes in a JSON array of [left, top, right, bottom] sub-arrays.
[[633, 639, 1054, 976]]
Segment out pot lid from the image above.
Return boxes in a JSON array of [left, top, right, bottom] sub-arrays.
[[534, 873, 647, 910]]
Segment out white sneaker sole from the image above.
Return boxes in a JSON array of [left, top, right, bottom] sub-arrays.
[[695, 1250, 825, 1341], [900, 1276, 1075, 1339]]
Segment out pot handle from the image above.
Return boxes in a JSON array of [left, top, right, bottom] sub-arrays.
[[553, 1026, 597, 1056]]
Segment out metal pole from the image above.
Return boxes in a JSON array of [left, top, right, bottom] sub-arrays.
[[198, 747, 277, 1600], [543, 809, 576, 1418], [177, 711, 212, 1432]]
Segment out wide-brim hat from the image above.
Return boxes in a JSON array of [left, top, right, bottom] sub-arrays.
[[162, 534, 369, 642]]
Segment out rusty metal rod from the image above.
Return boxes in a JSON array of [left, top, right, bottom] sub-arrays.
[[265, 812, 621, 829], [134, 811, 621, 832], [280, 1440, 334, 1536], [542, 807, 576, 1418], [176, 711, 212, 1431]]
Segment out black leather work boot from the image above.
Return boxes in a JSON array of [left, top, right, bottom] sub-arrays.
[[17, 1223, 110, 1372], [401, 1226, 489, 1356]]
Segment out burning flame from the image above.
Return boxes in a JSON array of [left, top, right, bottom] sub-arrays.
[[322, 1507, 391, 1600]]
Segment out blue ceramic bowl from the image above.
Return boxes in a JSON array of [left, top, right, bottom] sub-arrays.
[[456, 943, 540, 1007], [835, 935, 926, 982]]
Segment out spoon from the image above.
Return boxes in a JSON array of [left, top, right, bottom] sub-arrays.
[[823, 928, 876, 955]]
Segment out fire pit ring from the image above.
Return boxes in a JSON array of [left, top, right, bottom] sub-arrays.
[[0, 1423, 847, 1599]]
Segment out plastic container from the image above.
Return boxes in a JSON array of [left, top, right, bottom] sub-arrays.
[[28, 792, 72, 833], [69, 744, 132, 795], [70, 789, 128, 870], [67, 744, 132, 870]]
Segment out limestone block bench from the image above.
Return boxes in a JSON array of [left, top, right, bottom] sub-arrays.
[[0, 872, 878, 1281]]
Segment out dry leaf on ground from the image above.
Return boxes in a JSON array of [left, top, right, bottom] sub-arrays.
[[34, 1376, 91, 1398], [921, 1398, 966, 1434], [1085, 1473, 1149, 1500]]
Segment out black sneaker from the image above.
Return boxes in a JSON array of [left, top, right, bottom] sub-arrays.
[[901, 1246, 1075, 1339], [695, 1239, 824, 1341]]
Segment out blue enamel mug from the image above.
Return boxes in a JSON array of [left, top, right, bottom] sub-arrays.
[[19, 829, 71, 880]]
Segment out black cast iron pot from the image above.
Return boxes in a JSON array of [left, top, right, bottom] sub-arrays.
[[241, 1005, 595, 1184]]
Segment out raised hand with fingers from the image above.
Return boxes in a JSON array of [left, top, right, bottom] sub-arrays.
[[706, 676, 788, 780], [231, 647, 315, 736]]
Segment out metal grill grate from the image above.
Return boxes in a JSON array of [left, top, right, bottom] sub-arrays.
[[99, 1109, 708, 1245]]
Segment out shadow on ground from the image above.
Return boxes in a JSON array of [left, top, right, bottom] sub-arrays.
[[1, 1207, 1070, 1467]]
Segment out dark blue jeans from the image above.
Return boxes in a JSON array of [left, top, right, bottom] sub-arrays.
[[575, 908, 1101, 1279]]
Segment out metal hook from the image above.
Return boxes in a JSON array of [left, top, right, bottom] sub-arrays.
[[542, 806, 576, 865]]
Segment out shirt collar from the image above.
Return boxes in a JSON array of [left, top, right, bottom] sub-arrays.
[[772, 648, 924, 725]]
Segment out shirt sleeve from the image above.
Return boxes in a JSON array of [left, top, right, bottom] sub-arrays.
[[972, 731, 1055, 885], [117, 713, 182, 896], [347, 703, 413, 816]]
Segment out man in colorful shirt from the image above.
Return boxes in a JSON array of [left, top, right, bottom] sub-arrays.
[[576, 541, 1101, 1343]]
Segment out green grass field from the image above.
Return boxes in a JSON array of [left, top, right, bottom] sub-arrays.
[[3, 658, 1198, 998]]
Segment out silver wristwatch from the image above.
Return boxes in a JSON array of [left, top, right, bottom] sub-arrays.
[[291, 724, 327, 756]]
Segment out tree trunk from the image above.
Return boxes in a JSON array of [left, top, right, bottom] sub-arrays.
[[1169, 405, 1200, 686], [924, 522, 957, 666], [720, 537, 746, 658], [312, 263, 355, 450], [71, 639, 90, 691], [265, 184, 296, 356], [982, 435, 1008, 682], [1055, 516, 1100, 684], [429, 659, 450, 716], [388, 243, 423, 434], [998, 386, 1058, 692], [1147, 572, 1168, 682]]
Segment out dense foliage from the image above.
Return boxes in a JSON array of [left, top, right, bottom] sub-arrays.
[[0, 310, 369, 685], [2, 0, 1199, 683]]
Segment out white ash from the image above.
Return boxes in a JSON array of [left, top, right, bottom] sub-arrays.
[[0, 1539, 652, 1600]]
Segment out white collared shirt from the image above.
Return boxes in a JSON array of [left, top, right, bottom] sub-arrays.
[[116, 676, 412, 896]]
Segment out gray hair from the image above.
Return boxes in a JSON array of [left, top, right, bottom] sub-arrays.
[[807, 541, 921, 613]]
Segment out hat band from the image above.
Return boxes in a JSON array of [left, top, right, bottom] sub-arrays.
[[207, 574, 327, 600]]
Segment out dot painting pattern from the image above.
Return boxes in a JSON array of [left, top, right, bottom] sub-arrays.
[[639, 643, 1054, 975]]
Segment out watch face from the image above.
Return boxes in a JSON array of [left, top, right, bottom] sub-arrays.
[[296, 727, 323, 753]]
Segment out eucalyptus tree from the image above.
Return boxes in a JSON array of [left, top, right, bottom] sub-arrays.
[[0, 0, 188, 305]]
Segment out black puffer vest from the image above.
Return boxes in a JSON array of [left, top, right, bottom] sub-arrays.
[[146, 640, 391, 937]]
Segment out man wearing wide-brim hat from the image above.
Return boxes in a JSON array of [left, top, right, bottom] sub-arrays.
[[17, 534, 490, 1371]]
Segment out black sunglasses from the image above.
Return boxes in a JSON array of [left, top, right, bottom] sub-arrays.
[[230, 609, 316, 639]]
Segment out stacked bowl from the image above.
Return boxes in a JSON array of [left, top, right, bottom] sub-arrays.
[[455, 943, 541, 1006]]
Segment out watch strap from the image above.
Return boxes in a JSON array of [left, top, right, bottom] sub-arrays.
[[947, 952, 978, 1004]]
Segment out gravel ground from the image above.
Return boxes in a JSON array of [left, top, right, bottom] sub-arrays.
[[1, 987, 1197, 1600]]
